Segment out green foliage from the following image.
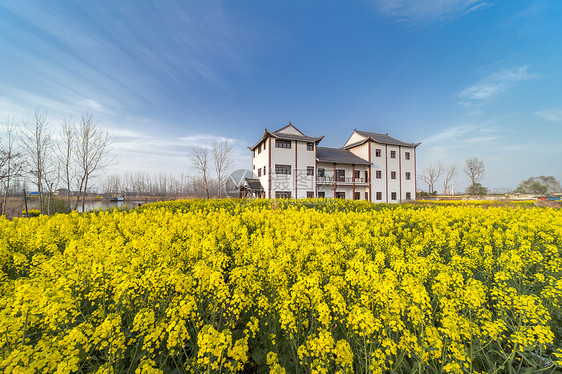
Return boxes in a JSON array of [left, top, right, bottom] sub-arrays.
[[42, 197, 71, 214], [515, 176, 560, 194], [467, 182, 488, 195], [417, 191, 438, 197]]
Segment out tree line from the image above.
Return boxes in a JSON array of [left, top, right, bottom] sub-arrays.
[[84, 141, 234, 198], [0, 110, 115, 215], [420, 157, 488, 195], [420, 156, 560, 195], [0, 110, 237, 216]]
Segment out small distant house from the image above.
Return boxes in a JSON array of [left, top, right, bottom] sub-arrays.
[[55, 188, 71, 196]]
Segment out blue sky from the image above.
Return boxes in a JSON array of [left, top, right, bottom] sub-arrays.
[[1, 0, 561, 191]]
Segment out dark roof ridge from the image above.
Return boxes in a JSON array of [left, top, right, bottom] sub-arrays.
[[354, 130, 421, 148]]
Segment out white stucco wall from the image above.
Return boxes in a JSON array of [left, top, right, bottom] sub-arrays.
[[401, 146, 416, 201], [277, 126, 303, 136], [268, 139, 317, 198], [252, 138, 269, 196], [368, 142, 417, 203], [344, 131, 366, 147], [347, 141, 369, 160], [295, 140, 316, 198], [370, 142, 386, 202]]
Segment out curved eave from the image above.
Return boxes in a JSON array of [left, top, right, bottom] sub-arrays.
[[249, 129, 275, 151]]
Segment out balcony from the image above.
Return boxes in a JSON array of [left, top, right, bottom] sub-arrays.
[[316, 176, 369, 185]]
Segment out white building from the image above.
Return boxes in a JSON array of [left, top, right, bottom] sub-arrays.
[[245, 123, 420, 202]]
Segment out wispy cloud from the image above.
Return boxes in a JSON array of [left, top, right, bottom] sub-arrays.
[[371, 0, 490, 24], [459, 65, 537, 104], [535, 109, 562, 122], [109, 127, 250, 176], [0, 1, 252, 119], [422, 124, 499, 147]]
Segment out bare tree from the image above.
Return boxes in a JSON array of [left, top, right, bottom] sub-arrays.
[[1, 118, 25, 215], [74, 113, 116, 211], [190, 145, 211, 199], [20, 110, 52, 214], [55, 116, 75, 209], [464, 157, 485, 189], [212, 139, 233, 198], [42, 150, 59, 215], [442, 164, 457, 195], [102, 174, 122, 195], [419, 162, 444, 194]]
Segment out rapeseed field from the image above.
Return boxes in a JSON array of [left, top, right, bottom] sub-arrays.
[[1, 199, 561, 373]]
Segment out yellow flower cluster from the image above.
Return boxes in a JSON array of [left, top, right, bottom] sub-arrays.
[[1, 199, 561, 373]]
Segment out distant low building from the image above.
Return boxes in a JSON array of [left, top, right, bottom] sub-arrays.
[[244, 123, 421, 202], [55, 188, 71, 196], [491, 188, 514, 194]]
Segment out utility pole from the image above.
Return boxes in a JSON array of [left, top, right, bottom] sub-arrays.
[[23, 187, 29, 217]]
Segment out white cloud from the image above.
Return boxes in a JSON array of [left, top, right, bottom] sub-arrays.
[[535, 109, 562, 122], [372, 0, 490, 24], [78, 99, 104, 112], [108, 128, 250, 177], [459, 65, 537, 104]]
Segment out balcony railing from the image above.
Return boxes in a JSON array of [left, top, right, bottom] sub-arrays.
[[317, 176, 369, 184]]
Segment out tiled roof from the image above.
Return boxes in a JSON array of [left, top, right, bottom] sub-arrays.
[[316, 147, 371, 165], [271, 131, 322, 142], [249, 128, 323, 150], [352, 130, 421, 148], [244, 178, 264, 191]]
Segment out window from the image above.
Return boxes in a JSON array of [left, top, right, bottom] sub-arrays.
[[391, 171, 396, 179], [405, 152, 410, 160], [376, 192, 382, 200], [376, 170, 382, 179], [258, 169, 261, 177], [354, 192, 360, 200], [335, 169, 345, 182], [390, 150, 396, 158], [365, 171, 369, 180], [376, 149, 381, 157], [405, 172, 410, 180], [318, 168, 325, 177], [335, 192, 345, 199], [307, 166, 314, 176], [263, 142, 266, 150], [406, 192, 411, 200], [318, 191, 325, 198], [263, 166, 266, 175], [365, 192, 369, 200], [275, 164, 291, 174], [391, 192, 397, 200], [307, 191, 314, 198], [275, 140, 291, 149], [253, 165, 255, 170], [307, 142, 314, 151], [258, 146, 261, 154], [354, 170, 360, 179], [275, 191, 291, 198]]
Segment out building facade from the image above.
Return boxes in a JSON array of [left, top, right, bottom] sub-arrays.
[[247, 123, 420, 202]]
